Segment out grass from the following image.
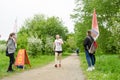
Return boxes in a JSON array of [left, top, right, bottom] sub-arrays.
[[0, 52, 70, 79], [80, 52, 120, 80], [0, 54, 54, 79]]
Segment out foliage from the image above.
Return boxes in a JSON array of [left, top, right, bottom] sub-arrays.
[[17, 14, 68, 56], [65, 33, 77, 52], [80, 53, 120, 80], [27, 36, 43, 57], [0, 40, 6, 44], [74, 22, 91, 52], [0, 52, 54, 78], [0, 40, 6, 53], [17, 28, 29, 50], [106, 23, 120, 54], [71, 0, 120, 54], [44, 37, 54, 55]]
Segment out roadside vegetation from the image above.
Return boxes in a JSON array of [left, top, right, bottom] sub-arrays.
[[80, 53, 120, 80]]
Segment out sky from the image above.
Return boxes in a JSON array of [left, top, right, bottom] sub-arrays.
[[0, 0, 75, 40]]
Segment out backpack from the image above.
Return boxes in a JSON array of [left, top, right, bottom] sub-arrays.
[[6, 48, 9, 56]]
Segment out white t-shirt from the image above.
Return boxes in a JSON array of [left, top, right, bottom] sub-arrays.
[[54, 39, 63, 51]]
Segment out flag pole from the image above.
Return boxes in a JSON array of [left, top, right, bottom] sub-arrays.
[[13, 18, 17, 48], [13, 18, 17, 37]]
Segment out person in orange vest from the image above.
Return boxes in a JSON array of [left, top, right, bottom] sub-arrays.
[[6, 33, 16, 72]]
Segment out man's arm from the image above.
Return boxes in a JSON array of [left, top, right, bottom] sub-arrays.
[[60, 39, 63, 44]]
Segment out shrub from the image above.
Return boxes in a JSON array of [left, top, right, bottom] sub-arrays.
[[28, 36, 42, 57], [0, 44, 6, 53], [44, 37, 54, 55]]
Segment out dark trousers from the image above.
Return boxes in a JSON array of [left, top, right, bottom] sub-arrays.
[[85, 50, 95, 67], [89, 53, 95, 66], [8, 53, 15, 71]]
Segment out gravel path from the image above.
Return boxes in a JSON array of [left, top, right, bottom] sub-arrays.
[[2, 53, 86, 80]]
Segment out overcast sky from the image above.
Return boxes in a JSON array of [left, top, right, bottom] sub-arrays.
[[0, 0, 75, 40]]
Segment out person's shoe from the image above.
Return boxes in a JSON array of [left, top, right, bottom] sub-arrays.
[[86, 67, 92, 71], [59, 64, 61, 67], [54, 64, 57, 68], [91, 66, 95, 70], [7, 70, 14, 72]]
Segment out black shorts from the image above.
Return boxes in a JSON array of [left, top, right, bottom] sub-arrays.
[[55, 51, 63, 54]]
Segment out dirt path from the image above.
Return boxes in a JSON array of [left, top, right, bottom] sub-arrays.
[[2, 54, 85, 80]]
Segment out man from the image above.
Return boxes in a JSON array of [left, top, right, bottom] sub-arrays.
[[83, 30, 95, 71], [53, 35, 63, 68]]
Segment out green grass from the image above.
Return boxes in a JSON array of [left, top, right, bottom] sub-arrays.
[[0, 52, 70, 79], [80, 53, 120, 80], [0, 54, 54, 79]]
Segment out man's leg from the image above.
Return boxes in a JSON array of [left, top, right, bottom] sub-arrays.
[[85, 50, 91, 67], [58, 53, 62, 67], [93, 54, 96, 65], [11, 53, 15, 70], [89, 54, 95, 66], [7, 54, 13, 71], [89, 54, 95, 70], [55, 52, 58, 67]]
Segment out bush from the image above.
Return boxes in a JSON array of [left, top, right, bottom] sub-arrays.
[[80, 53, 120, 80], [17, 14, 68, 57], [0, 40, 6, 54], [17, 32, 28, 50], [0, 44, 6, 53], [28, 36, 42, 57], [44, 37, 54, 55], [106, 33, 120, 54]]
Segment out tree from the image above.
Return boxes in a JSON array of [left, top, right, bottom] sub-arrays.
[[17, 14, 68, 56], [71, 0, 120, 54], [65, 33, 77, 52]]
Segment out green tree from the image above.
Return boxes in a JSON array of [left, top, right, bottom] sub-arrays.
[[0, 40, 6, 53], [65, 33, 77, 52], [17, 14, 68, 56], [71, 0, 120, 54]]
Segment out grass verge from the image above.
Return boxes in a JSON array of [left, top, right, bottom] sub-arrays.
[[80, 53, 120, 80], [0, 54, 54, 79]]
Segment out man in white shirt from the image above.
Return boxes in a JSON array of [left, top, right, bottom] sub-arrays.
[[53, 35, 63, 68]]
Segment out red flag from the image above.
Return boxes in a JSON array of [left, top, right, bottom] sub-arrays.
[[91, 9, 99, 40]]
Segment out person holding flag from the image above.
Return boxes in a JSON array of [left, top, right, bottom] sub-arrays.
[[91, 9, 99, 67], [84, 30, 95, 71], [83, 9, 99, 71]]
